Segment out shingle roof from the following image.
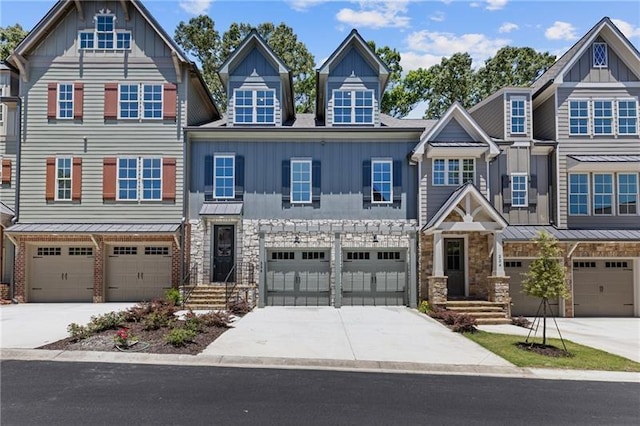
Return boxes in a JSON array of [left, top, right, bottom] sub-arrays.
[[6, 223, 180, 233], [199, 202, 243, 216], [503, 226, 640, 241]]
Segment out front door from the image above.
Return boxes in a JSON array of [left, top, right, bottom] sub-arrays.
[[444, 238, 465, 298], [212, 225, 235, 282]]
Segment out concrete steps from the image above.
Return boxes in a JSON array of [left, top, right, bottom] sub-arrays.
[[445, 300, 511, 325], [183, 285, 228, 310]]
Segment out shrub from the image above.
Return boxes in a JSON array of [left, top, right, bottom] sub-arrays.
[[228, 298, 252, 316], [88, 311, 124, 332], [199, 310, 232, 328], [143, 311, 174, 330], [183, 310, 203, 333], [165, 287, 182, 306], [166, 328, 197, 347], [68, 323, 92, 341], [452, 314, 478, 333], [124, 299, 177, 324], [512, 316, 532, 329], [418, 300, 431, 314]]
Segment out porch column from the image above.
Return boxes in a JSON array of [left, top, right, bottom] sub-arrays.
[[492, 231, 505, 277], [334, 232, 342, 308], [433, 231, 444, 276], [258, 232, 266, 308], [408, 232, 417, 308]]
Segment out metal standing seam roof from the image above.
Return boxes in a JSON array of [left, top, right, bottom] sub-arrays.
[[428, 141, 488, 147], [199, 203, 243, 216], [503, 226, 640, 241], [568, 155, 640, 162], [5, 223, 181, 233], [0, 202, 14, 216]]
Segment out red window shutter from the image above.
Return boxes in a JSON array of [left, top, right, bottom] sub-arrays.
[[45, 157, 56, 201], [1, 159, 11, 184], [74, 83, 84, 119], [72, 158, 82, 200], [47, 83, 57, 119], [103, 157, 117, 200], [162, 157, 176, 201], [104, 83, 118, 120], [163, 83, 177, 120]]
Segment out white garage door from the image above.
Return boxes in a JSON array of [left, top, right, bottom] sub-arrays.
[[573, 260, 634, 317], [29, 246, 94, 302], [342, 250, 406, 306], [506, 260, 559, 317], [266, 250, 330, 306], [106, 245, 172, 302]]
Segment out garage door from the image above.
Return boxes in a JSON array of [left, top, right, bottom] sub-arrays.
[[506, 260, 559, 317], [106, 245, 172, 302], [266, 250, 330, 306], [29, 246, 94, 302], [342, 250, 406, 306], [573, 260, 634, 317]]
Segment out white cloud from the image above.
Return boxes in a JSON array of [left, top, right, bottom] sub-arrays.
[[611, 18, 640, 39], [430, 11, 446, 22], [486, 0, 508, 11], [178, 0, 213, 15], [499, 22, 519, 33], [441, 0, 454, 4], [403, 30, 510, 68], [287, 0, 329, 12], [470, 2, 481, 8], [336, 1, 411, 29], [545, 21, 578, 41]]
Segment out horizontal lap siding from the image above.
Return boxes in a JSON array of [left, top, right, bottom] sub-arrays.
[[470, 95, 504, 139], [533, 95, 555, 141]]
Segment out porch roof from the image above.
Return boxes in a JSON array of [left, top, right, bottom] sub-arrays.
[[199, 202, 243, 216], [503, 226, 640, 241], [0, 201, 14, 216], [5, 223, 181, 234]]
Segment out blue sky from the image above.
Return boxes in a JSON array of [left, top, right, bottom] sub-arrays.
[[2, 0, 639, 70]]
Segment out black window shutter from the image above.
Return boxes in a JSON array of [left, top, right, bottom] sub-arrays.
[[282, 160, 291, 202], [362, 160, 372, 202], [502, 174, 511, 205], [204, 155, 214, 201], [235, 155, 245, 200], [312, 160, 321, 202], [528, 174, 538, 205], [393, 160, 402, 203]]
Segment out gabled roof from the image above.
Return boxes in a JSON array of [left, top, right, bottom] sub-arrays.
[[423, 182, 508, 233], [411, 102, 501, 161], [531, 17, 640, 96]]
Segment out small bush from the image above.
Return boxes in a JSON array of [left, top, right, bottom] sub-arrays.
[[452, 314, 478, 333], [418, 300, 431, 314], [228, 298, 252, 316], [512, 316, 532, 329], [200, 310, 232, 328], [183, 311, 203, 333], [143, 311, 174, 330], [68, 323, 92, 341], [166, 328, 197, 347], [88, 311, 124, 332], [165, 287, 182, 306]]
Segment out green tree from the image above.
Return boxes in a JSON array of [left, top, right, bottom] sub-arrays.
[[422, 53, 475, 119], [367, 41, 405, 116], [522, 231, 569, 345], [0, 24, 28, 60]]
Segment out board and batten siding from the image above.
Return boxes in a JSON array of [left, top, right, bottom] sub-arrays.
[[432, 120, 475, 142], [470, 94, 504, 139], [189, 139, 417, 221], [329, 47, 378, 77], [563, 37, 640, 84]]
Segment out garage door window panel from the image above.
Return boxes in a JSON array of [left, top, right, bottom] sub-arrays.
[[55, 157, 72, 201], [617, 173, 638, 215], [37, 247, 61, 256]]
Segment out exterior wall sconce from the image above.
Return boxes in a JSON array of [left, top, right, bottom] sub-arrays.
[[372, 235, 379, 243], [294, 236, 300, 244]]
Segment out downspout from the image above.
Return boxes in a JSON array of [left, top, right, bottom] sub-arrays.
[[417, 158, 422, 228], [181, 128, 188, 286]]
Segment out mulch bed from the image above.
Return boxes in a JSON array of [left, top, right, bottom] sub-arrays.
[[515, 342, 573, 358], [38, 319, 230, 356]]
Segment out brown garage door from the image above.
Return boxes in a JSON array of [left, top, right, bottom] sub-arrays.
[[29, 246, 94, 302], [506, 260, 559, 317], [573, 260, 634, 317], [106, 245, 172, 302]]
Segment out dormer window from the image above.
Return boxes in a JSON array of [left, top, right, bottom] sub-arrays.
[[233, 89, 275, 124], [78, 11, 131, 51], [333, 90, 374, 124], [510, 98, 526, 135], [593, 42, 608, 68]]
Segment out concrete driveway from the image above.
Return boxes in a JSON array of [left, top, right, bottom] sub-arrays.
[[202, 306, 512, 367], [480, 318, 640, 363], [0, 303, 135, 348]]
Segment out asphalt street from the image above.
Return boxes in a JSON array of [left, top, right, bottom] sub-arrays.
[[1, 360, 639, 425]]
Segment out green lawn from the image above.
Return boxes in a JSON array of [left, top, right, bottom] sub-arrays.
[[465, 331, 640, 372]]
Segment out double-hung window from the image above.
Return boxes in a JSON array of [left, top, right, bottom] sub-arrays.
[[593, 100, 613, 134], [291, 159, 312, 203], [78, 13, 131, 51], [233, 89, 275, 124], [569, 174, 589, 215], [593, 173, 613, 215], [511, 174, 528, 207], [214, 155, 235, 199], [119, 84, 139, 119], [333, 90, 374, 124], [118, 84, 162, 119], [96, 15, 115, 49], [618, 100, 637, 135], [569, 100, 589, 135], [433, 159, 474, 186], [57, 83, 74, 119], [592, 42, 608, 68], [143, 84, 162, 119], [618, 173, 638, 215], [372, 160, 392, 203], [117, 157, 161, 201], [56, 157, 72, 201], [510, 99, 526, 134]]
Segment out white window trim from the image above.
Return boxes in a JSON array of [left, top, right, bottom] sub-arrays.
[[592, 173, 615, 216], [568, 173, 590, 216], [617, 172, 639, 216], [510, 173, 528, 207], [432, 158, 475, 186], [54, 157, 73, 201], [56, 83, 74, 120], [77, 13, 131, 51], [568, 99, 590, 136], [331, 89, 375, 125], [142, 83, 163, 120], [592, 42, 608, 68], [510, 97, 527, 135], [213, 154, 236, 200], [232, 89, 276, 124], [617, 98, 639, 136], [290, 158, 312, 204], [115, 157, 163, 202], [118, 84, 139, 120], [592, 99, 614, 135], [371, 158, 393, 204]]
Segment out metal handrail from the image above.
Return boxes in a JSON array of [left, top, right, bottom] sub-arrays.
[[181, 264, 198, 308], [224, 264, 237, 309]]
